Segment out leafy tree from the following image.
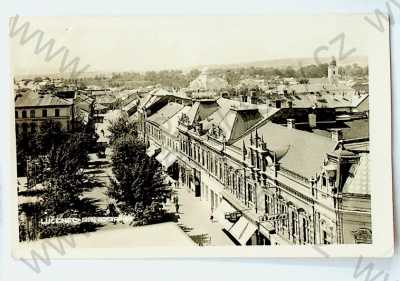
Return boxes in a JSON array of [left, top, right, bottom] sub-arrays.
[[284, 66, 297, 78], [37, 120, 66, 154], [38, 132, 91, 214], [108, 117, 137, 145], [108, 133, 171, 225]]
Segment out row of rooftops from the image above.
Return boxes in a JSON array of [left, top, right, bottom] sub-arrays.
[[142, 89, 369, 195]]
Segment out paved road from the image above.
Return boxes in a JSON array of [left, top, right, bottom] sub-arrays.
[[167, 186, 235, 246], [82, 153, 113, 212]]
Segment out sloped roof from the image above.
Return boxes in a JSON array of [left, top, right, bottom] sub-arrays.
[[234, 123, 337, 178], [201, 98, 239, 131], [141, 94, 162, 110], [279, 81, 353, 94], [96, 94, 117, 105], [153, 88, 172, 96], [189, 69, 228, 91], [15, 91, 73, 108], [202, 98, 278, 143], [312, 119, 369, 140], [122, 99, 138, 112], [186, 100, 220, 125], [161, 106, 191, 137], [219, 108, 263, 141], [147, 102, 184, 125], [342, 154, 369, 195], [275, 92, 368, 109]]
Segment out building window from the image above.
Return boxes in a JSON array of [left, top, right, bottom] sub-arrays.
[[281, 205, 287, 227], [247, 184, 253, 203], [15, 111, 18, 119], [291, 211, 296, 238], [323, 231, 330, 244], [302, 218, 307, 243], [30, 110, 35, 118], [265, 195, 270, 214], [42, 109, 47, 117], [22, 110, 27, 118]]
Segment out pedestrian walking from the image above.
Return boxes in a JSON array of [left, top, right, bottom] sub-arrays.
[[175, 201, 180, 214]]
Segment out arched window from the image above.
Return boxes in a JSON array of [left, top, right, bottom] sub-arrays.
[[302, 217, 307, 243], [291, 211, 296, 238], [30, 110, 35, 118], [22, 110, 27, 118]]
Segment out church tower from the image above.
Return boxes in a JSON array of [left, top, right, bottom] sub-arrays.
[[328, 57, 338, 84]]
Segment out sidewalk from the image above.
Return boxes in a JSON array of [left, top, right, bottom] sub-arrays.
[[166, 187, 235, 246]]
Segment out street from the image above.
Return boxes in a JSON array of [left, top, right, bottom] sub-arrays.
[[166, 186, 235, 246]]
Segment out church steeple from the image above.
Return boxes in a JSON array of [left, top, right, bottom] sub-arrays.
[[328, 56, 338, 84]]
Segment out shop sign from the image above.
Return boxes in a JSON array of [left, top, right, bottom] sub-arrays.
[[224, 211, 242, 223], [259, 213, 288, 222]]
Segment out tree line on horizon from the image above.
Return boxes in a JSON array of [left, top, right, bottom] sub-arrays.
[[66, 63, 368, 90]]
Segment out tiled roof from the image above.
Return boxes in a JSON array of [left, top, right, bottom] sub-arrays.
[[342, 154, 369, 195], [147, 102, 184, 126], [122, 99, 138, 112], [274, 92, 368, 109], [186, 100, 220, 125], [141, 94, 162, 110], [161, 106, 191, 137], [202, 99, 278, 143], [15, 91, 73, 107], [234, 123, 337, 178]]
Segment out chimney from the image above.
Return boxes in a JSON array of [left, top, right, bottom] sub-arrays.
[[287, 119, 296, 129], [308, 113, 317, 128], [330, 128, 343, 142]]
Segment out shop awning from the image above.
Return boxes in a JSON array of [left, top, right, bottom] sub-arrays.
[[214, 200, 237, 231], [229, 216, 257, 245], [156, 149, 177, 169], [259, 221, 275, 238], [146, 143, 160, 157]]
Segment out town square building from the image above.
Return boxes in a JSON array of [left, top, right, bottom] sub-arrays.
[[15, 90, 76, 135], [137, 83, 371, 246]]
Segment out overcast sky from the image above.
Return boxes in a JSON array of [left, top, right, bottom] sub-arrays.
[[10, 15, 372, 75]]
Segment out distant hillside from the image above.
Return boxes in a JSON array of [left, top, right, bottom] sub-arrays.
[[192, 56, 368, 70], [13, 56, 368, 80]]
